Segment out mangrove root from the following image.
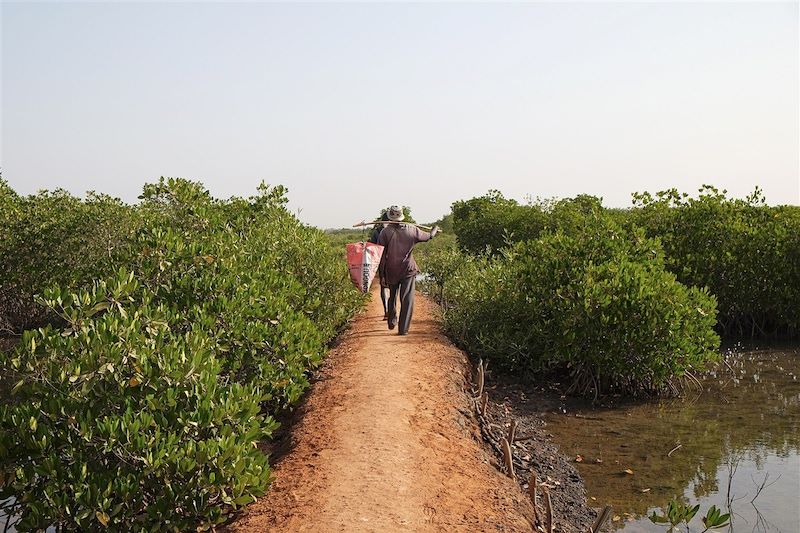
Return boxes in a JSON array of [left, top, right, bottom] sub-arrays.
[[501, 437, 515, 480], [543, 485, 553, 533]]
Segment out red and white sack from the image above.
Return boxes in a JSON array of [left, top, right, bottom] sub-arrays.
[[345, 242, 384, 293]]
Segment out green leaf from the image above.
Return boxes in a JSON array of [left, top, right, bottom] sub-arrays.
[[712, 513, 731, 528], [649, 512, 669, 524], [233, 495, 254, 506], [88, 301, 111, 317], [686, 504, 700, 521], [11, 379, 24, 394]]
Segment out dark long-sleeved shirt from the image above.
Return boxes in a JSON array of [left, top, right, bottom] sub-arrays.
[[377, 224, 431, 286], [369, 227, 382, 244]]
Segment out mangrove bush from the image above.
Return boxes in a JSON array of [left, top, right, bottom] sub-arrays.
[[434, 197, 721, 396], [0, 178, 364, 530], [631, 186, 800, 338]]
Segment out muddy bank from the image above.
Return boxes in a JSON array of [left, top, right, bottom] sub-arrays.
[[476, 370, 603, 532]]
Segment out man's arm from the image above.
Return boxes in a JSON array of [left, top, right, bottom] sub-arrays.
[[414, 226, 439, 243]]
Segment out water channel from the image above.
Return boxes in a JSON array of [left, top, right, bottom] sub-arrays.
[[543, 345, 800, 532]]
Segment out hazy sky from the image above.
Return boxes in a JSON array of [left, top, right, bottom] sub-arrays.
[[2, 2, 798, 228]]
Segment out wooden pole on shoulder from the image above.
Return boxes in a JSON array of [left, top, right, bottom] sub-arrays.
[[352, 220, 435, 231]]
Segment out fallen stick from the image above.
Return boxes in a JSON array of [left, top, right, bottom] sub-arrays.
[[590, 505, 613, 533], [487, 422, 505, 432], [667, 444, 682, 457], [476, 411, 506, 461], [574, 414, 604, 421], [352, 219, 434, 231], [722, 357, 736, 374]]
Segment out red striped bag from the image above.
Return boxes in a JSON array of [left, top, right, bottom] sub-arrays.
[[345, 242, 384, 293]]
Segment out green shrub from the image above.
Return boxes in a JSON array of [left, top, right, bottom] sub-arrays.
[[631, 186, 800, 337], [451, 190, 547, 255], [440, 212, 720, 396], [130, 180, 363, 407], [450, 186, 800, 339], [0, 181, 140, 333], [415, 236, 461, 305], [0, 272, 273, 530], [451, 191, 612, 256], [0, 178, 364, 530]]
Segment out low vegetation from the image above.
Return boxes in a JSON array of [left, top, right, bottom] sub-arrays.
[[425, 186, 798, 396], [448, 187, 800, 339], [630, 186, 800, 338], [0, 178, 364, 531], [427, 199, 720, 397]]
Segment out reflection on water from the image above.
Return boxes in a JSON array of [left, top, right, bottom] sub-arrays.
[[542, 347, 800, 532]]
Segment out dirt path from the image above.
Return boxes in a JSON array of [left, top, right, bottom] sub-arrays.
[[229, 290, 536, 532]]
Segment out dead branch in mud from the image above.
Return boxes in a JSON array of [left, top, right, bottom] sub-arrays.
[[476, 410, 505, 459], [469, 360, 609, 532], [543, 486, 554, 533], [507, 419, 518, 444], [667, 444, 682, 457], [590, 506, 612, 533], [501, 437, 516, 480], [750, 472, 781, 504], [476, 358, 485, 398]]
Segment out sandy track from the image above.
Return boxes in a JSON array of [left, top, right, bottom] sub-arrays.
[[228, 290, 536, 532]]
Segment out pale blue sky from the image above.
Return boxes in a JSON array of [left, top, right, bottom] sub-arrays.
[[2, 1, 798, 227]]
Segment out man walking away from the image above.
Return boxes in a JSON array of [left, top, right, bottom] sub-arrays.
[[377, 205, 440, 335]]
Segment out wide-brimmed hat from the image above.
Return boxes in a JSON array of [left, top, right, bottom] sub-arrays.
[[387, 205, 405, 222]]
